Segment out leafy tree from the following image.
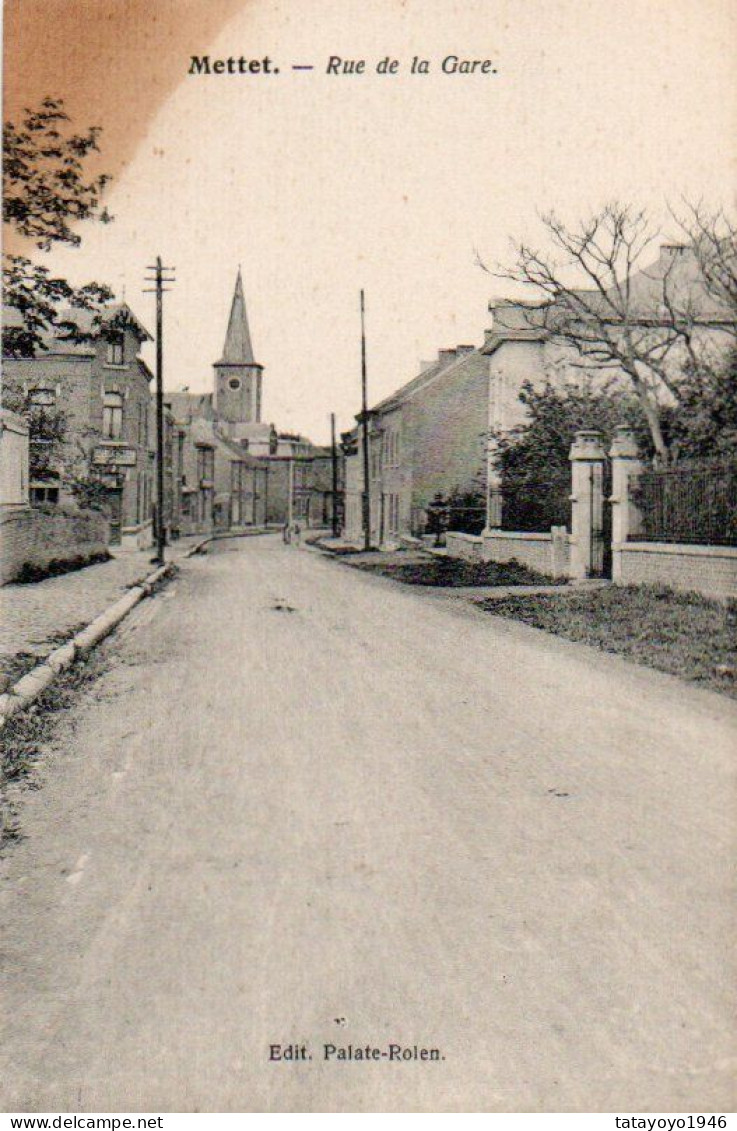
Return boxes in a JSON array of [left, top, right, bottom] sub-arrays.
[[3, 97, 111, 248], [2, 256, 113, 357], [3, 97, 114, 358], [667, 347, 737, 461], [495, 377, 656, 476], [491, 378, 669, 529], [445, 486, 487, 535]]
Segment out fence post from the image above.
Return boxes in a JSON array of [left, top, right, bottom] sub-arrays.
[[485, 439, 502, 531], [569, 430, 606, 579], [609, 425, 643, 583]]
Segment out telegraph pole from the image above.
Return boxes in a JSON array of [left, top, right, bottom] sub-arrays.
[[360, 289, 371, 551], [287, 456, 295, 529], [144, 257, 175, 565], [330, 412, 340, 537]]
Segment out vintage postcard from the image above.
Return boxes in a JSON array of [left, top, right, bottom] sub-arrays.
[[1, 0, 735, 1119]]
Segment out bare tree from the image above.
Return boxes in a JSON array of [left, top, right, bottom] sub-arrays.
[[674, 201, 737, 320], [479, 202, 735, 462]]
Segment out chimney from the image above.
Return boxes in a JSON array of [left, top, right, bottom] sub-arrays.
[[456, 344, 475, 355], [660, 243, 688, 265], [437, 348, 456, 366]]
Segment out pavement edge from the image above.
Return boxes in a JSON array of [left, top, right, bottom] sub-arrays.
[[0, 538, 210, 730]]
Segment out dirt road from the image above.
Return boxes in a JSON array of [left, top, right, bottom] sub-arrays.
[[1, 537, 734, 1112]]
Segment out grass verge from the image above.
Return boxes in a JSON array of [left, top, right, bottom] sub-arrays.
[[0, 623, 88, 694], [0, 649, 108, 850], [346, 553, 563, 587], [480, 584, 737, 696], [14, 551, 111, 584]]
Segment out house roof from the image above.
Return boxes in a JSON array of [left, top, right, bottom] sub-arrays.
[[601, 243, 733, 322], [137, 357, 154, 383], [186, 413, 262, 464], [485, 244, 736, 343], [2, 300, 152, 356], [165, 391, 214, 422], [364, 344, 482, 420], [214, 428, 263, 463]]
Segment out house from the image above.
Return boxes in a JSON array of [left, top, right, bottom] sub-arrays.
[[343, 344, 488, 546], [482, 243, 737, 525], [3, 303, 156, 549]]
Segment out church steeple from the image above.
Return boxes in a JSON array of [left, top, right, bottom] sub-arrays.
[[218, 268, 256, 365], [213, 269, 264, 427]]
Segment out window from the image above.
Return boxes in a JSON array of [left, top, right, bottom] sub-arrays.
[[228, 377, 241, 390], [103, 391, 124, 439], [28, 388, 56, 408], [106, 336, 124, 365], [30, 485, 59, 506], [197, 447, 214, 483]]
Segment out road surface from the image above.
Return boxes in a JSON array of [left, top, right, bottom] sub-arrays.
[[1, 536, 734, 1112]]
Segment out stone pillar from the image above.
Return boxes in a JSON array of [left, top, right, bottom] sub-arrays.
[[609, 424, 643, 583], [569, 430, 606, 579], [485, 438, 503, 532]]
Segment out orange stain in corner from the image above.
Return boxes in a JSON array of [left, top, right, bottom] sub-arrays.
[[4, 0, 249, 181]]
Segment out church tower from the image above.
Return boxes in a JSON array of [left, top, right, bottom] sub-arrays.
[[213, 270, 264, 425]]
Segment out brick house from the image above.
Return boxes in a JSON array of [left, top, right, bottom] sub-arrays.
[[3, 303, 156, 549], [344, 344, 488, 546]]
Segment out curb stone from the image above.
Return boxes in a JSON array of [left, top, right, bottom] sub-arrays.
[[0, 529, 269, 730], [0, 558, 182, 730]]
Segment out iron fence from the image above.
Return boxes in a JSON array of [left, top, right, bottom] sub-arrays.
[[632, 460, 737, 547]]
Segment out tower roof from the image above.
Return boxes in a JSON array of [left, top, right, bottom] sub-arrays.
[[217, 269, 257, 365]]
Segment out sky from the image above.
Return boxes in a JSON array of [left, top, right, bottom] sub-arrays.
[[6, 0, 737, 443]]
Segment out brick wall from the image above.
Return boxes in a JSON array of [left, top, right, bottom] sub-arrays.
[[405, 351, 489, 515], [1, 507, 110, 584], [1, 409, 29, 507], [482, 529, 570, 579], [617, 543, 737, 603]]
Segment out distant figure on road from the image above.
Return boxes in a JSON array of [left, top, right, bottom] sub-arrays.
[[282, 522, 291, 545], [293, 522, 302, 547]]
